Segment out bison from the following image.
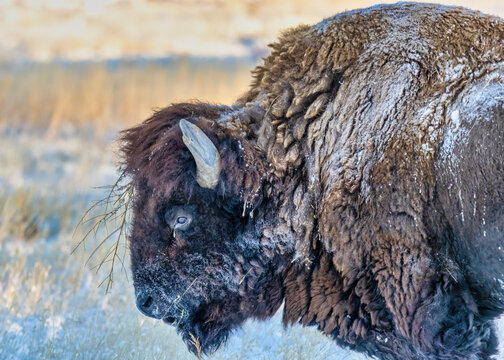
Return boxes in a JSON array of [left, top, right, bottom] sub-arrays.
[[119, 3, 504, 359]]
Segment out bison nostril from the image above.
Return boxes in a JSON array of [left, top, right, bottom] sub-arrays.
[[136, 295, 158, 318], [142, 296, 153, 309], [163, 316, 176, 324]]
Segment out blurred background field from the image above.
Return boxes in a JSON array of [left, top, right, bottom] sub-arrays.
[[1, 1, 504, 359], [0, 58, 254, 135]]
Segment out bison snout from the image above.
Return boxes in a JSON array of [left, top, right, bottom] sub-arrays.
[[136, 294, 161, 319]]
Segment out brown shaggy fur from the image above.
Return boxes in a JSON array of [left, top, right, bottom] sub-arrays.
[[121, 3, 504, 359]]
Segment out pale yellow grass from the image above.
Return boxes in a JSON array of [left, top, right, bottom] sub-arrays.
[[0, 58, 254, 135]]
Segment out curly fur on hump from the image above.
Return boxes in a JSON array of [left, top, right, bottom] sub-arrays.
[[121, 3, 504, 360]]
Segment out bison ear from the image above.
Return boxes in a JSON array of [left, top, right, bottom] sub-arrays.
[[179, 119, 221, 189]]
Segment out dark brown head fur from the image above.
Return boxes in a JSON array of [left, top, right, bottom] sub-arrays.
[[121, 103, 291, 353]]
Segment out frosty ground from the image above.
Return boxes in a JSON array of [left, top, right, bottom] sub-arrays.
[[0, 129, 368, 360], [2, 130, 504, 360]]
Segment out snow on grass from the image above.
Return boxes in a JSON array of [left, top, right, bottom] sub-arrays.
[[3, 129, 504, 359], [0, 129, 365, 360]]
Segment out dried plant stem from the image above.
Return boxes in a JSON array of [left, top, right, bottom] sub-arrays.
[[72, 170, 133, 293], [189, 333, 202, 360]]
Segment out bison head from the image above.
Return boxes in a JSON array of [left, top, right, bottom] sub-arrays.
[[120, 103, 292, 354]]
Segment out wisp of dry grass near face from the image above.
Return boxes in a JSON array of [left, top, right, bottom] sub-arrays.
[[72, 170, 133, 293]]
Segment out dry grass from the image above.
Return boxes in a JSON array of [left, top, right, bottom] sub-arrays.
[[73, 170, 133, 293], [189, 333, 203, 360], [0, 188, 79, 242], [0, 58, 254, 135]]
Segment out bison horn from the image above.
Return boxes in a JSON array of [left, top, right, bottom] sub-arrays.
[[179, 119, 221, 189]]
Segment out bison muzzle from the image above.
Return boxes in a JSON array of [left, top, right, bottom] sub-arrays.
[[119, 3, 504, 359]]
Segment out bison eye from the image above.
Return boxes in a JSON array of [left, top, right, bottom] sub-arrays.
[[164, 206, 193, 232], [173, 214, 191, 231]]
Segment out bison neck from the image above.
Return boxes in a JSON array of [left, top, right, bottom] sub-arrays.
[[281, 246, 397, 356]]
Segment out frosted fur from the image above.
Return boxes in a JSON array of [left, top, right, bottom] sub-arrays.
[[122, 3, 504, 359]]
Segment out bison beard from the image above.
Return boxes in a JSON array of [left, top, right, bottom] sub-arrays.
[[119, 3, 504, 360]]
